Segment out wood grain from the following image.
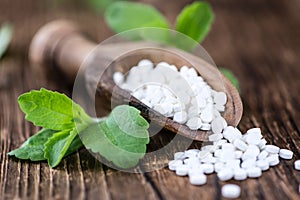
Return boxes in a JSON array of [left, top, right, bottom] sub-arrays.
[[1, 0, 300, 199]]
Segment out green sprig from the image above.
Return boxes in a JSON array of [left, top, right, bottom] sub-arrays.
[[9, 88, 150, 168]]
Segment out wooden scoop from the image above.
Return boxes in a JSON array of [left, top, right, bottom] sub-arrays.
[[29, 20, 243, 141]]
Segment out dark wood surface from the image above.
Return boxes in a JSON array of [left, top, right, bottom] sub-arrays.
[[1, 0, 300, 199]]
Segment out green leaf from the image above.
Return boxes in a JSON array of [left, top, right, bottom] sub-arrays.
[[8, 128, 83, 163], [175, 1, 214, 43], [220, 68, 241, 93], [65, 134, 83, 156], [18, 88, 92, 131], [105, 105, 149, 139], [8, 129, 56, 161], [105, 1, 169, 33], [44, 128, 78, 168], [0, 22, 13, 59], [80, 105, 150, 169]]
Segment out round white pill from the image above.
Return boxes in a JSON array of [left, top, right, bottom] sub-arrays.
[[221, 143, 235, 151], [211, 116, 227, 134], [258, 150, 269, 160], [184, 157, 199, 166], [185, 149, 199, 158], [213, 108, 221, 117], [149, 91, 164, 105], [188, 167, 204, 176], [191, 84, 202, 95], [223, 126, 237, 142], [214, 149, 222, 158], [234, 128, 243, 139], [247, 167, 262, 178], [113, 72, 124, 85], [202, 155, 217, 164], [163, 100, 174, 111], [241, 134, 248, 142], [173, 102, 182, 113], [168, 64, 178, 72], [246, 127, 261, 135], [208, 133, 223, 142], [225, 159, 241, 169], [198, 150, 211, 159], [176, 164, 189, 176], [201, 145, 215, 153], [218, 168, 234, 181], [173, 111, 188, 124], [242, 151, 256, 161], [233, 139, 248, 152], [266, 154, 280, 166], [195, 96, 207, 109], [221, 184, 241, 199], [256, 159, 269, 171], [189, 173, 207, 185], [246, 130, 262, 145], [234, 168, 247, 181], [220, 149, 235, 162], [213, 92, 227, 106], [265, 145, 280, 154], [279, 149, 293, 159], [164, 95, 178, 105], [242, 146, 259, 161], [258, 138, 267, 150], [183, 101, 195, 111], [200, 123, 211, 131], [180, 65, 189, 74], [186, 117, 202, 130], [153, 104, 168, 115], [201, 163, 214, 174], [156, 61, 170, 68], [200, 107, 213, 123], [215, 104, 225, 112], [241, 159, 256, 169], [234, 150, 243, 159], [137, 59, 154, 68], [214, 162, 225, 173], [294, 160, 300, 170], [187, 67, 198, 77]]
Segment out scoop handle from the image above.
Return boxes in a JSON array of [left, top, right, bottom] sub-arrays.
[[29, 20, 96, 82]]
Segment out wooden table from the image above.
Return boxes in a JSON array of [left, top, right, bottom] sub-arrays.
[[1, 0, 300, 199]]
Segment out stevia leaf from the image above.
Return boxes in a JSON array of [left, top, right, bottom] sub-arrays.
[[0, 22, 13, 59], [44, 128, 78, 168], [220, 68, 241, 93], [8, 128, 83, 162], [81, 122, 147, 169], [65, 134, 83, 156], [80, 105, 150, 169], [105, 1, 169, 33], [8, 129, 56, 161], [105, 105, 149, 139], [18, 88, 92, 131], [175, 1, 214, 43]]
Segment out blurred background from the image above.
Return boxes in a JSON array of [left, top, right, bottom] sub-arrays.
[[1, 0, 299, 94]]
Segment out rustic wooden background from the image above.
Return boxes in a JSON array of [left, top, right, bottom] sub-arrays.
[[1, 0, 300, 199]]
